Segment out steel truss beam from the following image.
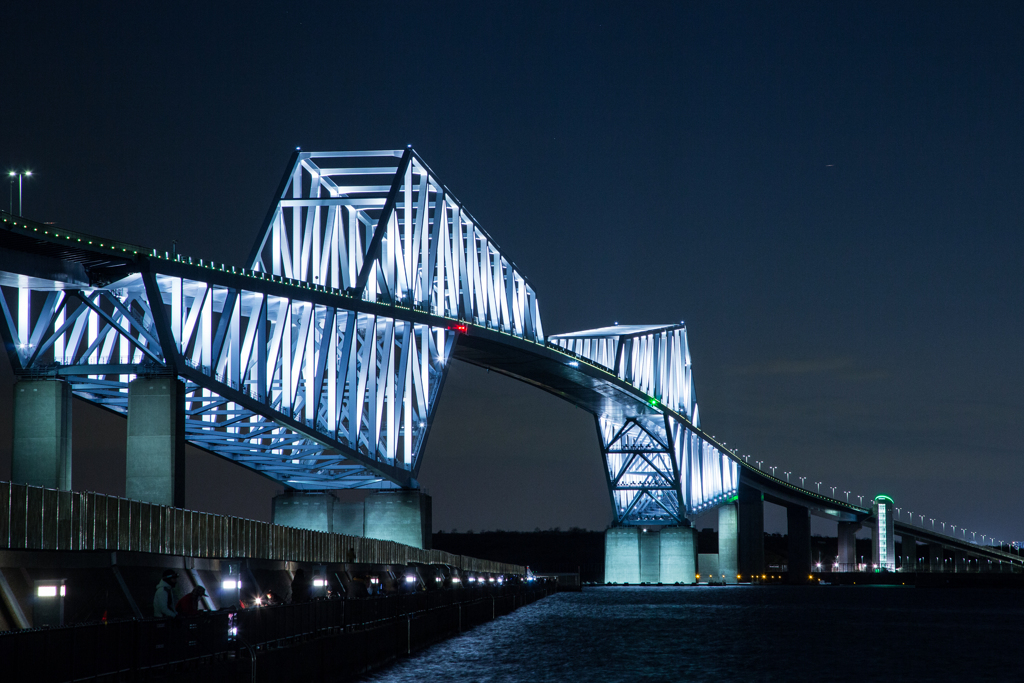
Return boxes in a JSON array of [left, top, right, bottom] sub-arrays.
[[554, 325, 738, 524], [0, 153, 735, 512]]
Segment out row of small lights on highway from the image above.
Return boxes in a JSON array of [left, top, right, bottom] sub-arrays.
[[710, 437, 1019, 554]]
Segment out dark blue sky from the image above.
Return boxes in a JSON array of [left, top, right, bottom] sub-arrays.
[[2, 2, 1021, 542]]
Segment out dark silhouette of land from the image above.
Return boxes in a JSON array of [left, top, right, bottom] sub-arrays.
[[433, 529, 877, 583]]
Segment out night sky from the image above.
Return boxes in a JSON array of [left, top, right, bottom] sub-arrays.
[[2, 3, 1021, 543]]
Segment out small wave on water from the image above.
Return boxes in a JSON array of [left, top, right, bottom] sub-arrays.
[[361, 585, 1024, 682]]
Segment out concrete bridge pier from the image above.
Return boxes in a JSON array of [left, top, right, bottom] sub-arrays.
[[787, 505, 811, 583], [902, 535, 917, 571], [364, 490, 432, 549], [272, 491, 364, 535], [928, 543, 944, 572], [737, 483, 764, 582], [126, 377, 186, 507], [640, 529, 661, 583], [273, 489, 432, 549], [719, 503, 739, 584], [605, 527, 641, 583], [659, 526, 696, 584], [12, 379, 72, 490], [954, 550, 968, 573], [838, 521, 859, 571]]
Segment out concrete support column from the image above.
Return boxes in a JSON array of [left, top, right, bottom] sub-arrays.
[[12, 379, 72, 490], [953, 550, 967, 573], [902, 535, 917, 571], [126, 377, 186, 506], [640, 528, 661, 583], [272, 491, 364, 535], [838, 522, 858, 571], [605, 527, 640, 584], [787, 505, 812, 583], [363, 490, 432, 549], [927, 543, 943, 572], [737, 482, 764, 582], [718, 503, 738, 584], [660, 526, 696, 584]]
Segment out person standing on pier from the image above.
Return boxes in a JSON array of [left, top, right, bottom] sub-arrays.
[[291, 567, 312, 603], [154, 570, 178, 618], [176, 585, 208, 616]]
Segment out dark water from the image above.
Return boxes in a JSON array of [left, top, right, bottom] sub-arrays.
[[363, 585, 1024, 682]]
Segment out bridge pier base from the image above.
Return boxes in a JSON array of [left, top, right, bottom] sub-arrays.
[[954, 550, 967, 573], [719, 503, 738, 584], [787, 505, 811, 583], [640, 529, 661, 583], [902, 535, 917, 571], [12, 379, 72, 490], [737, 483, 764, 582], [838, 521, 858, 571], [928, 543, 943, 572], [272, 491, 364, 535], [364, 490, 432, 550], [605, 527, 641, 584], [126, 377, 185, 507], [659, 526, 696, 584]]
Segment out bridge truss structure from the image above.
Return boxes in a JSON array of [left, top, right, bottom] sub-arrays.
[[0, 148, 735, 523]]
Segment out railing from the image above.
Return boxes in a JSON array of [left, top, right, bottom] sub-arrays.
[[0, 584, 555, 681], [0, 481, 524, 575]]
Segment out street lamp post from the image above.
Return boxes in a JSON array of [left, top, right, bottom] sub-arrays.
[[755, 460, 763, 470], [830, 486, 837, 498], [769, 466, 777, 477], [800, 476, 806, 488], [784, 471, 790, 482], [843, 490, 850, 502], [8, 171, 32, 216], [815, 482, 822, 493]]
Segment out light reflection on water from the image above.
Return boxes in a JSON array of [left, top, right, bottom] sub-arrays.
[[361, 585, 1024, 682]]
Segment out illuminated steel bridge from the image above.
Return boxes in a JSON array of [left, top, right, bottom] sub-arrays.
[[1, 148, 1020, 582], [0, 148, 739, 526]]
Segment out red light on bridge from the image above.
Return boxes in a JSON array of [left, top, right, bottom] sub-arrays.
[[447, 324, 468, 334]]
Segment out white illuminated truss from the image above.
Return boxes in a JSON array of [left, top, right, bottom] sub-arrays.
[[0, 149, 736, 518], [550, 325, 738, 524], [0, 149, 542, 490]]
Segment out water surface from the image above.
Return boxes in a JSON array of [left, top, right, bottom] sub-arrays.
[[363, 585, 1024, 682]]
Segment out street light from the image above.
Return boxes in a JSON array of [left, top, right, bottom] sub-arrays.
[[930, 518, 935, 529], [830, 486, 837, 497], [918, 514, 925, 525], [799, 476, 806, 488], [8, 170, 32, 216], [769, 466, 777, 476], [843, 490, 850, 502], [815, 481, 822, 493], [784, 471, 791, 482], [755, 460, 763, 470]]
